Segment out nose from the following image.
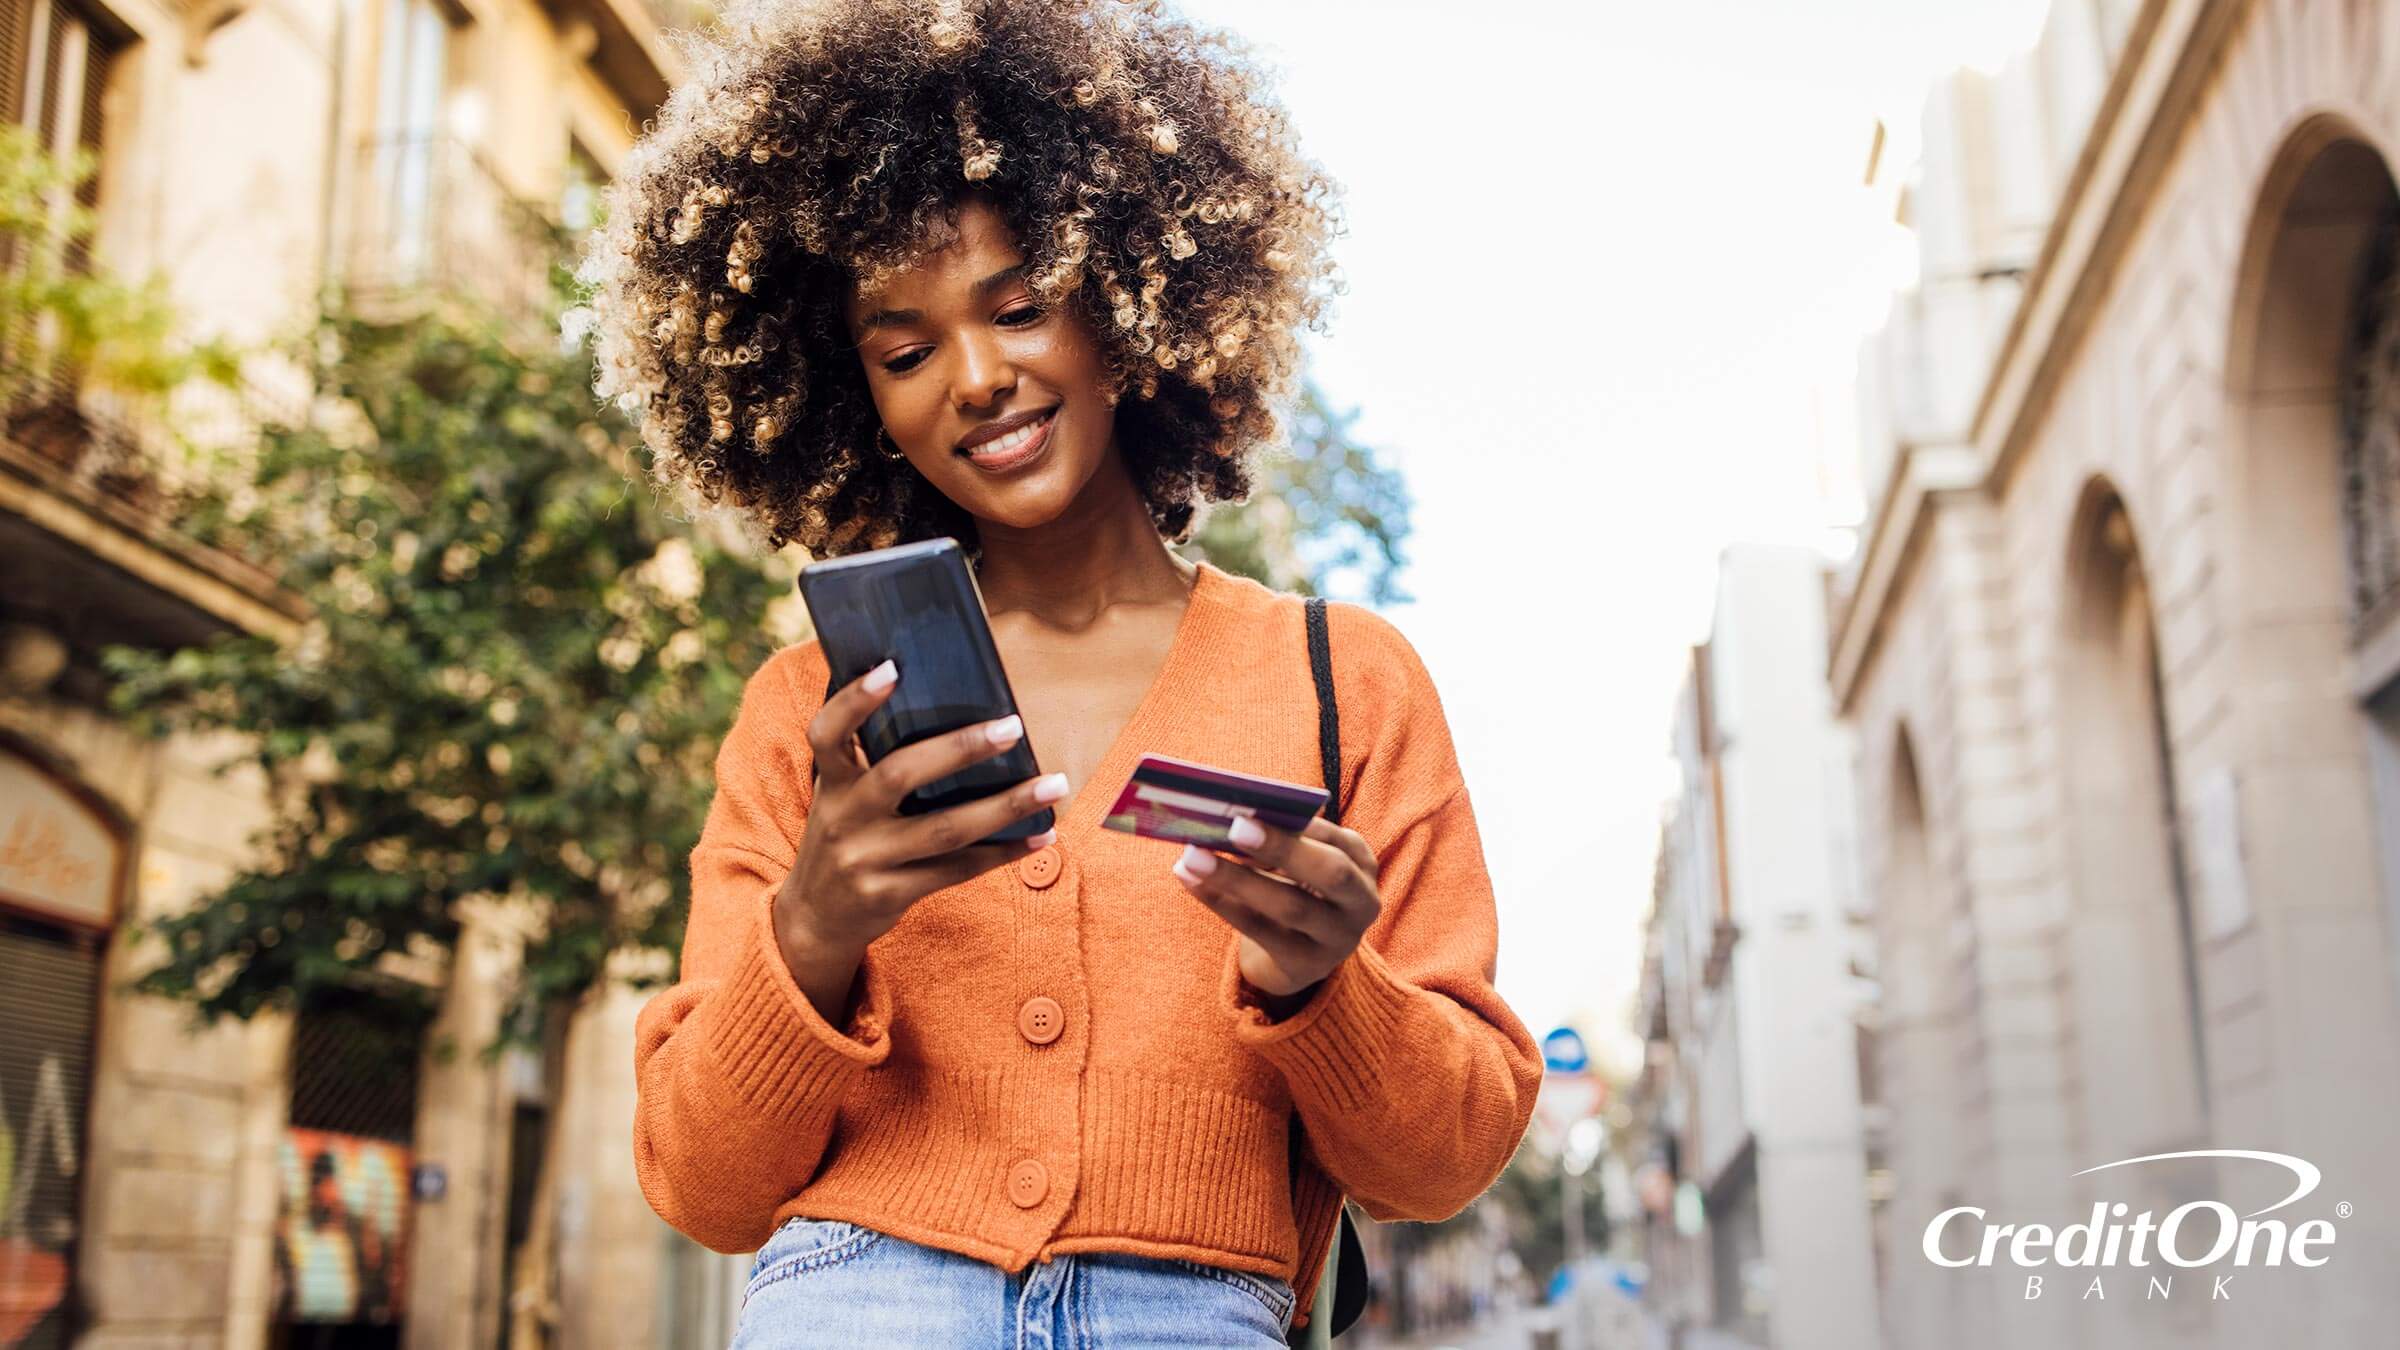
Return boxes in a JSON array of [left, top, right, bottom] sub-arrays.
[[951, 327, 1017, 410]]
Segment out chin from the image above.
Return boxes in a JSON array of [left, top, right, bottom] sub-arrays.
[[957, 489, 1067, 531]]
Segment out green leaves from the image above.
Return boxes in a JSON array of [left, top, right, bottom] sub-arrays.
[[1190, 380, 1413, 605], [100, 281, 792, 1043], [0, 124, 238, 408]]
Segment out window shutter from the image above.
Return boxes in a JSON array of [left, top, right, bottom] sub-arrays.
[[0, 920, 101, 1350], [0, 0, 32, 125]]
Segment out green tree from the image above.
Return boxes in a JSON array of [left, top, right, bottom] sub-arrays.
[[1190, 379, 1412, 605], [99, 292, 793, 1041]]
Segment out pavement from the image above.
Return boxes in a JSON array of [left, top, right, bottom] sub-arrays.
[[1359, 1279, 1671, 1350]]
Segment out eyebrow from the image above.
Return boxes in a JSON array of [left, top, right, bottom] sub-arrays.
[[852, 263, 1028, 334]]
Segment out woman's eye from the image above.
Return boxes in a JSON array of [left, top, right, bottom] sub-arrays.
[[997, 306, 1044, 327], [882, 349, 929, 374]]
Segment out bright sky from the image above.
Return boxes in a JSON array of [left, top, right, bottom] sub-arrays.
[[1171, 0, 2052, 1077]]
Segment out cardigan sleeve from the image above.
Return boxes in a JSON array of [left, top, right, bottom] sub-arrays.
[[1219, 604, 1542, 1222], [630, 642, 896, 1254]]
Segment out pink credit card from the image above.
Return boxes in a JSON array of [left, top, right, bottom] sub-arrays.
[[1101, 753, 1330, 850]]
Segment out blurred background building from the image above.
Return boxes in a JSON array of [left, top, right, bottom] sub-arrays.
[[0, 0, 738, 1345], [1630, 544, 1880, 1350]]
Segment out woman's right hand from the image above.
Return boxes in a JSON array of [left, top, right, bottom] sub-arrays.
[[773, 659, 1069, 1020]]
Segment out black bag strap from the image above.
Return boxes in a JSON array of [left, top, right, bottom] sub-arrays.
[[1305, 596, 1343, 825], [1298, 595, 1370, 1341]]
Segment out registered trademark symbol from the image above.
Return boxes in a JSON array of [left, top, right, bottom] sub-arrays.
[[2338, 1201, 2353, 1218]]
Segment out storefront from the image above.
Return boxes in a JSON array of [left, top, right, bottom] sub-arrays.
[[0, 735, 129, 1350]]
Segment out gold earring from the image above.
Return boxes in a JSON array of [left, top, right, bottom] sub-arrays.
[[876, 427, 909, 462]]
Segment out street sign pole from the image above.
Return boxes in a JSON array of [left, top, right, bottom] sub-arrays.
[[1538, 1025, 1600, 1325]]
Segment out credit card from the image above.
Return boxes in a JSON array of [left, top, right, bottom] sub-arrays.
[[1101, 753, 1330, 850]]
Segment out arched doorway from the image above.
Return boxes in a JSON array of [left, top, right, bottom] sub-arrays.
[[2224, 122, 2400, 1008], [2057, 481, 2210, 1160], [1876, 727, 1986, 1348]]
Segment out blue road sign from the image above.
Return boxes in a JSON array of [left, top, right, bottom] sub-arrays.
[[1542, 1026, 1589, 1074]]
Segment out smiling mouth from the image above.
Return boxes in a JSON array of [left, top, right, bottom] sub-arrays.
[[958, 409, 1058, 469]]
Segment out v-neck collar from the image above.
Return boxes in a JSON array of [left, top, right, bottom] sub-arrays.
[[1049, 559, 1222, 841]]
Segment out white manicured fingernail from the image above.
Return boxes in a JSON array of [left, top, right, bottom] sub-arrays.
[[1026, 829, 1057, 849], [864, 659, 897, 691], [987, 714, 1024, 745], [1228, 816, 1265, 850], [1032, 773, 1070, 803], [1176, 844, 1217, 879]]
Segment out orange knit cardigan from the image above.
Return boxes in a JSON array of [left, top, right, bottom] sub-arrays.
[[631, 561, 1541, 1327]]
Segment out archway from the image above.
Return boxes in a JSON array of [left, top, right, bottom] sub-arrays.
[[2224, 121, 2400, 1002], [2057, 480, 2209, 1162], [1874, 728, 1985, 1348]]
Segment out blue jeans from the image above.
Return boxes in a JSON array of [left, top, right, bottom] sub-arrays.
[[732, 1216, 1296, 1348]]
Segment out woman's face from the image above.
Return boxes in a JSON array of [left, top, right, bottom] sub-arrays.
[[844, 196, 1119, 531]]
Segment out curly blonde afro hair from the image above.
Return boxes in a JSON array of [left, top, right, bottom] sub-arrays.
[[575, 0, 1345, 556]]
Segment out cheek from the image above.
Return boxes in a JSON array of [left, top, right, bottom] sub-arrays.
[[867, 377, 940, 437], [1075, 330, 1114, 387], [1039, 303, 1112, 381]]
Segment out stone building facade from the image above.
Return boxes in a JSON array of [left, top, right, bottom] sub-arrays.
[[1835, 0, 2400, 1345], [0, 0, 738, 1345]]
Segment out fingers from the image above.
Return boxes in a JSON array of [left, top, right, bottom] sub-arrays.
[[857, 712, 1031, 816], [882, 838, 1043, 899], [1300, 815, 1380, 881], [874, 770, 1071, 865], [807, 660, 900, 788], [1176, 865, 1321, 969], [1221, 815, 1379, 921], [1174, 845, 1352, 945]]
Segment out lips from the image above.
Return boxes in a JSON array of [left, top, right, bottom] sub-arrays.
[[956, 405, 1060, 453], [958, 408, 1057, 472]]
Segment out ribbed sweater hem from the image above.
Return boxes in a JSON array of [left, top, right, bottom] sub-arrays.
[[777, 1062, 1304, 1275]]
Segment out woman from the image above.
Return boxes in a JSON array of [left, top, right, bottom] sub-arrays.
[[580, 1, 1540, 1344]]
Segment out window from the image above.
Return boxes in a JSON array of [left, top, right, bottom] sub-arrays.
[[0, 0, 127, 273], [368, 0, 458, 281]]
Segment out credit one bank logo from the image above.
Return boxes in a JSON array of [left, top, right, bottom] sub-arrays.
[[1921, 1150, 2340, 1300]]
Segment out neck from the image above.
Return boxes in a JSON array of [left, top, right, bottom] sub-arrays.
[[971, 448, 1198, 626]]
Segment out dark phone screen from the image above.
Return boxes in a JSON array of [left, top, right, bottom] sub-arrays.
[[797, 540, 1051, 842]]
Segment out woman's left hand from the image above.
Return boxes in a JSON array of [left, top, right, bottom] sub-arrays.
[[1173, 814, 1382, 1012]]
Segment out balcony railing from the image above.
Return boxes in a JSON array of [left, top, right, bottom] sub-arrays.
[[345, 133, 564, 332], [0, 354, 314, 649], [2, 356, 308, 528]]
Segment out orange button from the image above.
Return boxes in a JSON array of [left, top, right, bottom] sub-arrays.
[[1018, 996, 1064, 1045], [1008, 1158, 1049, 1209], [1017, 846, 1061, 889]]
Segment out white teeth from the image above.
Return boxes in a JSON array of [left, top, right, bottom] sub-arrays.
[[970, 412, 1051, 456]]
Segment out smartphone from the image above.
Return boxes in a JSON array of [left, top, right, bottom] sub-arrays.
[[795, 537, 1053, 844]]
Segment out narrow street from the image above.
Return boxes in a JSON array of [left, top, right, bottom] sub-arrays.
[[1363, 1281, 1708, 1350]]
